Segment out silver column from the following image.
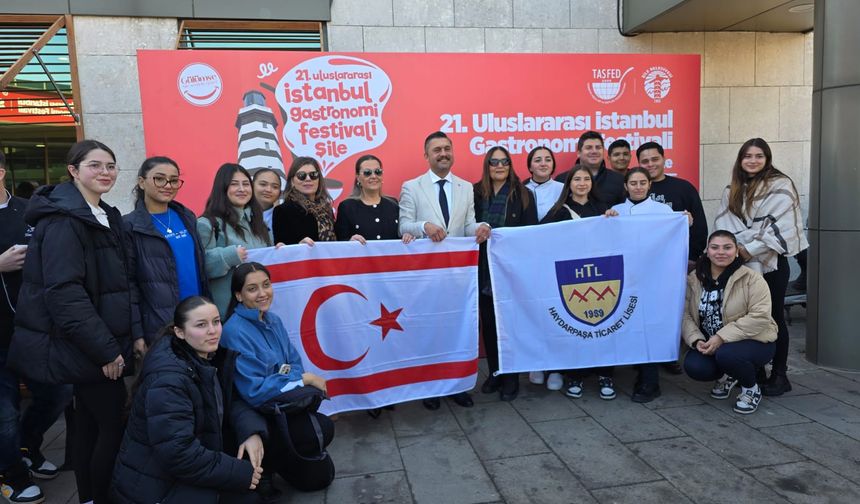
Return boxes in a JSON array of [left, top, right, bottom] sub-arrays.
[[807, 0, 860, 370]]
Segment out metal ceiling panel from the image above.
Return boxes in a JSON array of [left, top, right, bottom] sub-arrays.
[[623, 0, 814, 33]]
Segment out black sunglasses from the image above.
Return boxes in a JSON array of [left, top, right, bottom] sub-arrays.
[[295, 171, 320, 181], [489, 158, 511, 167], [361, 168, 384, 177]]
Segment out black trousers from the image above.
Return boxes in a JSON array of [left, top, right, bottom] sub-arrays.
[[684, 340, 776, 388], [763, 255, 790, 372], [73, 379, 126, 504], [264, 411, 334, 492], [479, 293, 501, 373], [480, 294, 519, 386], [569, 366, 615, 380]]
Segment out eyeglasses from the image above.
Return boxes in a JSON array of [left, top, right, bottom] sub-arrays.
[[361, 168, 384, 177], [150, 175, 185, 189], [488, 158, 511, 167], [81, 161, 118, 174], [295, 171, 320, 181]]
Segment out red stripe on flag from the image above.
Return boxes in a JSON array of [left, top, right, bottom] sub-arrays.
[[326, 359, 478, 396], [267, 250, 478, 283]]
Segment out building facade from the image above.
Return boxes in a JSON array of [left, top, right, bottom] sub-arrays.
[[1, 0, 812, 225]]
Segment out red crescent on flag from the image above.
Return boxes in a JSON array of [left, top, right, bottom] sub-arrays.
[[300, 284, 370, 370]]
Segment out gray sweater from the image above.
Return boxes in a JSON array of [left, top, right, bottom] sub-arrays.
[[197, 206, 270, 316]]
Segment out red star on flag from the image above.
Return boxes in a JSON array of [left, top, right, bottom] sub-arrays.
[[370, 303, 403, 340]]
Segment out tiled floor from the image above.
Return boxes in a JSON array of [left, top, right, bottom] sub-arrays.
[[39, 307, 860, 503]]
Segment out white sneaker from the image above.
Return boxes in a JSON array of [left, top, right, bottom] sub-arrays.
[[565, 380, 583, 398], [733, 385, 762, 414], [0, 480, 44, 503], [546, 373, 564, 391], [528, 371, 545, 385], [598, 376, 616, 400], [21, 456, 58, 480], [710, 374, 738, 400]]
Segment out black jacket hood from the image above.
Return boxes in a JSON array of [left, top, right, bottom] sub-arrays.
[[25, 182, 106, 227]]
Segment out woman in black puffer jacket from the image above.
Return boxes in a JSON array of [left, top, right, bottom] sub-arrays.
[[9, 140, 143, 504], [112, 296, 265, 504], [123, 156, 209, 344]]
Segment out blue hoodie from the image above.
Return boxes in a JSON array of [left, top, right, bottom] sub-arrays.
[[221, 304, 305, 408]]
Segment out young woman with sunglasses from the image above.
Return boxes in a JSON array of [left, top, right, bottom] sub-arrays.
[[473, 146, 537, 401], [9, 140, 140, 504], [335, 154, 414, 244], [272, 157, 336, 246], [124, 156, 209, 345], [198, 163, 271, 317]]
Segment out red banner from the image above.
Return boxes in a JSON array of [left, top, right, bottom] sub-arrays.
[[137, 51, 700, 213], [0, 90, 75, 124]]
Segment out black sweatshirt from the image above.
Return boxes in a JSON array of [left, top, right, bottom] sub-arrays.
[[0, 195, 32, 348], [649, 176, 708, 261]]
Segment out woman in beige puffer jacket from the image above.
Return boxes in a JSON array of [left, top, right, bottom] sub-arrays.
[[682, 230, 777, 415]]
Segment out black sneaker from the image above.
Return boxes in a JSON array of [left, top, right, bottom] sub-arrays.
[[761, 372, 792, 396], [0, 463, 44, 503], [631, 382, 661, 403], [20, 449, 59, 480]]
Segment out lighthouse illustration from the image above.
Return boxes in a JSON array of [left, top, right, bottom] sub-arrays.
[[235, 90, 284, 179]]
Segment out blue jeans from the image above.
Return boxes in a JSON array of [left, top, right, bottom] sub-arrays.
[[0, 348, 72, 472], [684, 340, 776, 388]]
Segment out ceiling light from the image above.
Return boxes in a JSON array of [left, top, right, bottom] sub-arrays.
[[35, 144, 45, 147], [788, 4, 814, 13]]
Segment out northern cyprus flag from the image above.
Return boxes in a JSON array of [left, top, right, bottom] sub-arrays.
[[248, 238, 479, 415]]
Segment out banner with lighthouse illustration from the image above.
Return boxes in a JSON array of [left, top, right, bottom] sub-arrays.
[[138, 51, 700, 213]]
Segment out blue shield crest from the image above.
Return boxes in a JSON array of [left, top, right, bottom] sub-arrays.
[[555, 255, 624, 326]]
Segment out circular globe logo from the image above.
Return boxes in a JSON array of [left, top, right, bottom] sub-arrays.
[[177, 63, 222, 106]]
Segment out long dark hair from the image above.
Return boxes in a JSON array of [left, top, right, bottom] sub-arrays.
[[225, 262, 271, 320], [134, 156, 179, 203], [546, 164, 602, 218], [474, 146, 530, 210], [727, 138, 798, 220], [201, 163, 270, 244], [694, 230, 740, 284], [283, 156, 331, 205]]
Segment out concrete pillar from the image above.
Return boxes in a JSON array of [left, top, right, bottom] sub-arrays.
[[73, 16, 177, 213], [806, 0, 860, 370]]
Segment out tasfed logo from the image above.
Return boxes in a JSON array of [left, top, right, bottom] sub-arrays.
[[555, 255, 623, 326]]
